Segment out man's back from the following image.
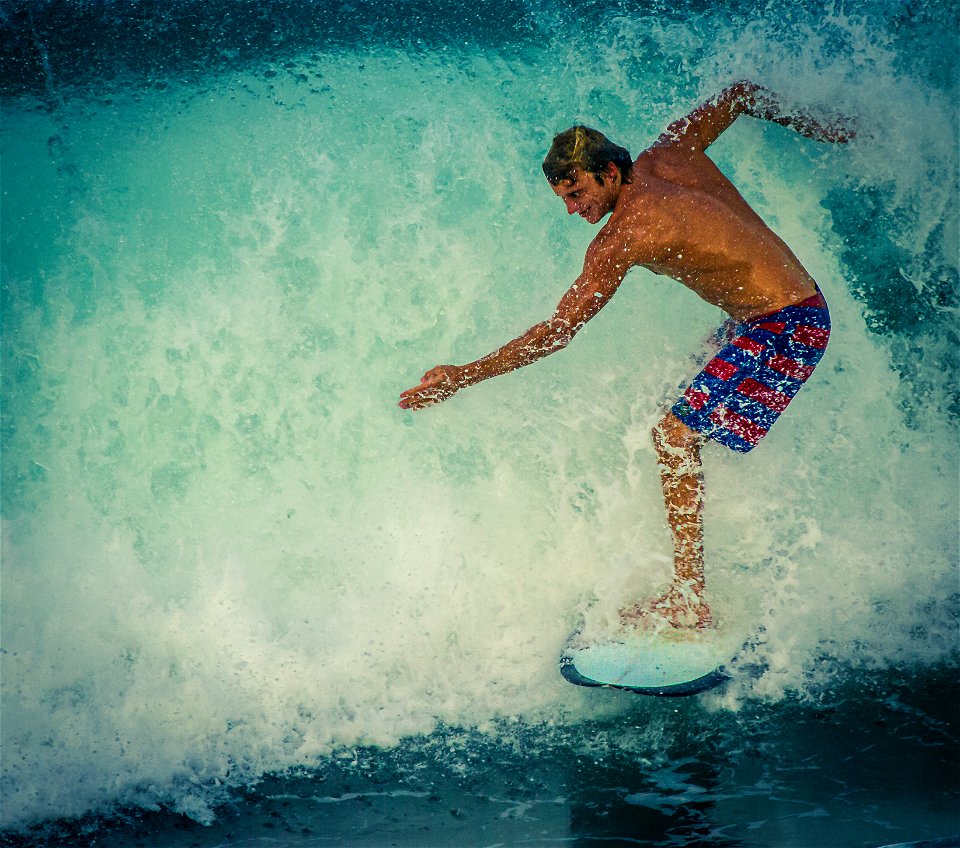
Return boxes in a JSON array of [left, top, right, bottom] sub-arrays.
[[605, 143, 819, 322]]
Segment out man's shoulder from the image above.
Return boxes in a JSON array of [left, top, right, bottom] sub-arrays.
[[631, 143, 718, 195], [636, 142, 702, 171], [590, 188, 658, 263]]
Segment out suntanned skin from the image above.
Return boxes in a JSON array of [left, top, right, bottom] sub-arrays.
[[399, 81, 852, 629]]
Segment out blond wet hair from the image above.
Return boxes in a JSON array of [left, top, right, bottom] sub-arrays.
[[542, 125, 633, 186]]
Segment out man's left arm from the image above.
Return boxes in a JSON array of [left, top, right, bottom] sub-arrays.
[[657, 80, 856, 152], [398, 232, 632, 411]]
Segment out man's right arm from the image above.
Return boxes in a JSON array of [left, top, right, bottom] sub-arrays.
[[657, 80, 855, 152]]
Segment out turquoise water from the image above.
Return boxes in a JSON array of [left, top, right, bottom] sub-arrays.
[[1, 1, 957, 844]]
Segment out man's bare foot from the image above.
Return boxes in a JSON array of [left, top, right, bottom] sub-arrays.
[[620, 582, 713, 631]]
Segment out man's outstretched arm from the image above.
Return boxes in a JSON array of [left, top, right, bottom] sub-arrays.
[[398, 234, 630, 411], [657, 80, 856, 152]]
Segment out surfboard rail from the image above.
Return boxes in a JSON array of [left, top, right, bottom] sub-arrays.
[[560, 631, 740, 697]]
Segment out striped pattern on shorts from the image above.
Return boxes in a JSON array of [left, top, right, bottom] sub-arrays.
[[671, 290, 831, 453]]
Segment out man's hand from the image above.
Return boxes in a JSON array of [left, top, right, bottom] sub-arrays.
[[398, 365, 462, 410], [801, 115, 857, 144]]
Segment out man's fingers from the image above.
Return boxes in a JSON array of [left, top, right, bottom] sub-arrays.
[[400, 395, 438, 410], [398, 385, 446, 410], [399, 365, 458, 410], [399, 383, 440, 403]]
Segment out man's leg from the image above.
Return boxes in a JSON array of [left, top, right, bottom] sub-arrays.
[[622, 411, 712, 629]]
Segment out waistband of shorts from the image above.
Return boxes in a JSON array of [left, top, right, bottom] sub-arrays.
[[746, 285, 827, 324]]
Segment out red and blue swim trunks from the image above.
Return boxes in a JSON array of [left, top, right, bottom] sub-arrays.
[[671, 289, 831, 453]]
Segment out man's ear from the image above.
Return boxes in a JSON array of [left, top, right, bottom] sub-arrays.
[[604, 161, 620, 182]]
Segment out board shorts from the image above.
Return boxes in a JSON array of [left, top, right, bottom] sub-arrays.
[[671, 289, 831, 453]]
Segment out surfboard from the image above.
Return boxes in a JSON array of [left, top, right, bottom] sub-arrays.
[[560, 628, 738, 697]]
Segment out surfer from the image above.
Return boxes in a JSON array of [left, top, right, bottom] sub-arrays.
[[399, 81, 852, 629]]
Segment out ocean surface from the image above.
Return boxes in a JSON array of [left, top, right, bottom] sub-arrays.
[[1, 0, 957, 845]]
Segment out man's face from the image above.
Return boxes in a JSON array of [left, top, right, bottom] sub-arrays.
[[550, 167, 619, 224]]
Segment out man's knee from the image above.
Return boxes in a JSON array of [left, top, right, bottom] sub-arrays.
[[653, 412, 702, 453]]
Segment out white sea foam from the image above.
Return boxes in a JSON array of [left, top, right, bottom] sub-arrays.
[[2, 5, 957, 830]]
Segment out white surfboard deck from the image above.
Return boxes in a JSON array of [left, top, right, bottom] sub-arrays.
[[560, 628, 741, 697]]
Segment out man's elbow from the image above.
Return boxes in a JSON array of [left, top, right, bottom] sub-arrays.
[[729, 79, 760, 96], [549, 328, 575, 352], [543, 319, 576, 352], [722, 80, 761, 109]]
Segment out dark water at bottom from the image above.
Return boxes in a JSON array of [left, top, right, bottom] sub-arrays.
[[6, 667, 957, 848]]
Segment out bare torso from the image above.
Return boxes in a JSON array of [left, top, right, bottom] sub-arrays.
[[606, 144, 818, 322]]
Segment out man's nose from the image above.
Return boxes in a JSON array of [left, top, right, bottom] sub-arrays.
[[565, 199, 578, 214]]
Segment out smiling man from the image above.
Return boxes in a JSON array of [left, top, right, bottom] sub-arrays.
[[399, 81, 852, 629]]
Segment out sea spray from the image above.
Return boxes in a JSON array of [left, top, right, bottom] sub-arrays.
[[2, 0, 957, 833]]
